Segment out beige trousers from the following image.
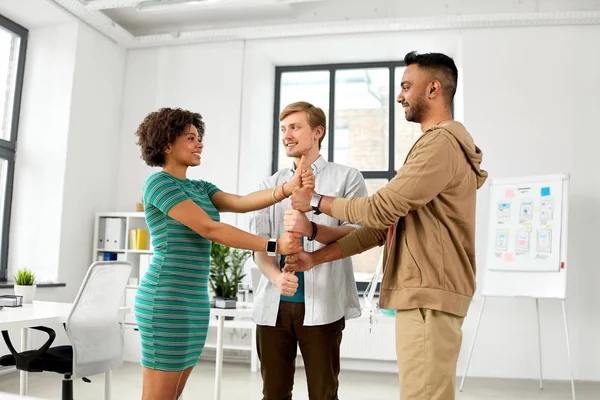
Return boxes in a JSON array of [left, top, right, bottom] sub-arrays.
[[395, 308, 465, 400]]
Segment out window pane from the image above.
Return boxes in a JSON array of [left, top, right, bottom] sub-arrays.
[[277, 71, 330, 170], [334, 68, 389, 170], [394, 67, 422, 170], [0, 27, 19, 141], [351, 179, 387, 274]]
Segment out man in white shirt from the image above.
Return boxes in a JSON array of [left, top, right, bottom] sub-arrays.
[[249, 101, 368, 400]]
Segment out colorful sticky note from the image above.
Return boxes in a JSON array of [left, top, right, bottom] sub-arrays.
[[504, 189, 515, 199], [504, 253, 515, 262], [541, 187, 551, 196], [523, 223, 532, 232]]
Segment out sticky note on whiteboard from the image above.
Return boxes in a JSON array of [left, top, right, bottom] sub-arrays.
[[504, 253, 515, 262], [541, 187, 551, 196], [504, 189, 515, 199]]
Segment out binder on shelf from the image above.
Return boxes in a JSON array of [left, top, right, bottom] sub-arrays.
[[98, 251, 125, 261], [98, 218, 106, 249], [129, 229, 149, 250], [105, 218, 125, 250]]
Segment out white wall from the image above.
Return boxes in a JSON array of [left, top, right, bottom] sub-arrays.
[[56, 22, 126, 300], [114, 24, 600, 381], [459, 25, 600, 382], [114, 41, 245, 228], [8, 20, 126, 301], [8, 23, 78, 284]]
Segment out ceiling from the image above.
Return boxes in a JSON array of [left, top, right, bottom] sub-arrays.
[[0, 0, 74, 29], [8, 0, 600, 48]]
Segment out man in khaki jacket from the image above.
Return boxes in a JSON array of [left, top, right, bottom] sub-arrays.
[[286, 51, 488, 400]]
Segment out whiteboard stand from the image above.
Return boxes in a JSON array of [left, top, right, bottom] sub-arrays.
[[459, 174, 575, 400], [459, 296, 575, 400], [535, 298, 543, 391]]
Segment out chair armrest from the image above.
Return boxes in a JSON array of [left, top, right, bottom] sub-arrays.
[[1, 326, 56, 370]]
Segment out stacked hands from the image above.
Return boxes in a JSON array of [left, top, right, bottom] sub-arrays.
[[272, 156, 318, 297]]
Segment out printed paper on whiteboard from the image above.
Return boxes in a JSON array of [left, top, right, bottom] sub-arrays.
[[536, 229, 552, 253], [497, 202, 511, 223], [495, 230, 508, 251], [516, 230, 530, 254], [540, 199, 554, 223], [519, 200, 533, 222]]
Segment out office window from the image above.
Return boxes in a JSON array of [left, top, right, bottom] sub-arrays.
[[273, 62, 421, 274], [0, 15, 27, 281]]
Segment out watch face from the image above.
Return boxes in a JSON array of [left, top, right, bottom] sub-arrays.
[[266, 240, 277, 253], [310, 194, 322, 207]]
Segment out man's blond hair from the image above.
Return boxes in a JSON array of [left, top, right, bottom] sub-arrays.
[[279, 101, 326, 149]]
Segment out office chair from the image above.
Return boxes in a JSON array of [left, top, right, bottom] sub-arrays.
[[0, 261, 132, 400]]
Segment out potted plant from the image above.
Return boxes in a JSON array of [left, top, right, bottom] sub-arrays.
[[209, 243, 250, 311], [14, 268, 36, 304]]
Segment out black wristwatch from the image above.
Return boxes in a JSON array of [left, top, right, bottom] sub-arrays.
[[266, 238, 277, 256], [310, 194, 323, 215]]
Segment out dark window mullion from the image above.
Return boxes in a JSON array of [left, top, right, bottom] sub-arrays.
[[10, 28, 27, 144], [388, 66, 396, 175], [328, 69, 335, 162], [0, 140, 16, 152], [0, 159, 15, 281], [0, 147, 15, 161], [361, 171, 392, 180], [0, 14, 27, 281], [271, 68, 282, 174], [276, 61, 405, 73]]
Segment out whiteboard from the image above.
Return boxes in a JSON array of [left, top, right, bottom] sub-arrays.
[[481, 174, 570, 299]]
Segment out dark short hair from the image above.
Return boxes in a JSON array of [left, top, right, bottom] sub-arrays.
[[404, 51, 458, 102], [135, 107, 205, 167]]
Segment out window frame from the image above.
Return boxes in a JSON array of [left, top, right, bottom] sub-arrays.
[[0, 14, 28, 281], [272, 61, 407, 180]]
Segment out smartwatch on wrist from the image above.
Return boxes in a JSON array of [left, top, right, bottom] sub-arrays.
[[310, 194, 323, 215], [266, 238, 277, 256]]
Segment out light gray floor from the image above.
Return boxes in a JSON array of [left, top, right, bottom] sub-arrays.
[[0, 361, 596, 399]]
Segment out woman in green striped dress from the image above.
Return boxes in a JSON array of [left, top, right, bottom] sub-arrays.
[[133, 107, 311, 400]]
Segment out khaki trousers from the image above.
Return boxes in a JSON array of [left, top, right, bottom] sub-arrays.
[[395, 308, 464, 400]]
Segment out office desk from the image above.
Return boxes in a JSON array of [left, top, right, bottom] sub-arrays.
[[0, 301, 128, 398], [0, 392, 45, 399], [210, 307, 255, 400]]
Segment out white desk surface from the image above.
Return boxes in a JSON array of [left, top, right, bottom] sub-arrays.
[[0, 301, 72, 330], [0, 392, 45, 399], [0, 301, 130, 331], [210, 306, 253, 318]]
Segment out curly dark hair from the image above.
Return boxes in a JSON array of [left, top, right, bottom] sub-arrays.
[[135, 107, 205, 167]]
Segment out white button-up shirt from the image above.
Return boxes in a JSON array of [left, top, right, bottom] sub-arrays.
[[249, 156, 369, 326]]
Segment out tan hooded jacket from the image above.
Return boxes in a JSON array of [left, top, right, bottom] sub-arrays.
[[332, 121, 488, 317]]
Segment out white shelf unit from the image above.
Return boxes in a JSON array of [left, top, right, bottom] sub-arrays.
[[92, 212, 257, 370], [92, 212, 151, 274]]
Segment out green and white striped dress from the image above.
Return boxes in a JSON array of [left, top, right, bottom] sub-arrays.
[[134, 171, 221, 371]]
